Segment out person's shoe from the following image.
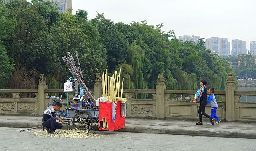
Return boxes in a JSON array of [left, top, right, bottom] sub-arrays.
[[46, 128, 54, 134], [48, 130, 55, 134], [196, 122, 203, 125], [211, 119, 215, 125], [216, 120, 221, 124]]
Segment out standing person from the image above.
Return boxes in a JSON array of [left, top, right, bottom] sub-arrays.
[[196, 80, 214, 125], [208, 88, 220, 124], [42, 101, 63, 133]]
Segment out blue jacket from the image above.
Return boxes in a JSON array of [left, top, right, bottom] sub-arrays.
[[207, 94, 218, 108]]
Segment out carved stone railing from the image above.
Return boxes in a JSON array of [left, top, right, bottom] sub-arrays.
[[0, 88, 70, 116], [124, 89, 156, 118], [0, 73, 256, 121], [234, 90, 256, 121], [0, 89, 37, 115], [164, 90, 226, 120], [122, 88, 228, 120]]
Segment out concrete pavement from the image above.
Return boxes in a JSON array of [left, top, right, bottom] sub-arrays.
[[0, 116, 256, 139], [1, 127, 256, 151], [122, 118, 256, 139]]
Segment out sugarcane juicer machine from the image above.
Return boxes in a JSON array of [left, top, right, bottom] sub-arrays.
[[60, 52, 127, 132]]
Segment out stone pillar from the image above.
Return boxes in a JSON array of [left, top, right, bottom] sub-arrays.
[[225, 73, 236, 121], [156, 73, 166, 119], [12, 93, 20, 113], [124, 93, 133, 117], [94, 73, 102, 99], [37, 74, 47, 115]]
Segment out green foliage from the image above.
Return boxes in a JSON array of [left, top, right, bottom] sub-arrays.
[[0, 43, 14, 88], [91, 14, 128, 73], [0, 0, 232, 90], [0, 3, 14, 87], [227, 54, 256, 79], [0, 0, 107, 88]]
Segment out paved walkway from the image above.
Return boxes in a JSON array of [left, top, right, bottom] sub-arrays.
[[123, 118, 256, 139], [0, 116, 256, 139]]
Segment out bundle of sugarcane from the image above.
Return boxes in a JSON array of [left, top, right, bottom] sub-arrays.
[[101, 68, 126, 103]]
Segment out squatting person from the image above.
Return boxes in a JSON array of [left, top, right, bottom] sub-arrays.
[[42, 101, 63, 133]]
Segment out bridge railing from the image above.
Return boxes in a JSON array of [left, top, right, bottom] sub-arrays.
[[0, 89, 37, 115], [1, 73, 256, 121], [234, 90, 256, 121]]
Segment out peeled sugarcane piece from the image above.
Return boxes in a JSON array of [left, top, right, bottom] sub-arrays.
[[121, 78, 124, 99], [102, 72, 105, 97], [33, 129, 101, 138]]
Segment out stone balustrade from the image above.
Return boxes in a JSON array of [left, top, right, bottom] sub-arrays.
[[0, 73, 256, 122]]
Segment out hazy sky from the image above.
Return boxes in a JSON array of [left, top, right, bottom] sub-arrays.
[[72, 0, 255, 48]]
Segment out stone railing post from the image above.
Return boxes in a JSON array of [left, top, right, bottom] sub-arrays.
[[37, 74, 47, 115], [93, 73, 102, 99], [156, 73, 166, 119], [124, 93, 133, 117], [225, 73, 236, 121], [12, 93, 20, 113]]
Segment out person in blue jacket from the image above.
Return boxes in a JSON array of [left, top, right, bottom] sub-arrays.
[[207, 88, 220, 124]]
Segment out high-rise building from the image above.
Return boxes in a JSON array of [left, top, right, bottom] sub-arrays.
[[205, 37, 219, 54], [250, 41, 256, 55], [2, 0, 72, 12], [47, 0, 72, 12], [179, 35, 200, 43], [219, 38, 230, 56], [232, 39, 247, 56], [205, 37, 230, 56]]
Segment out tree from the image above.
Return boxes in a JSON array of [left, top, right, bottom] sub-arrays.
[[0, 1, 233, 90], [91, 14, 128, 73], [236, 54, 256, 79], [45, 12, 106, 88], [0, 43, 13, 88], [0, 3, 14, 88], [1, 0, 107, 88]]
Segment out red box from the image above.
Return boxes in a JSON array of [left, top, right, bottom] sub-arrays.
[[98, 101, 125, 131]]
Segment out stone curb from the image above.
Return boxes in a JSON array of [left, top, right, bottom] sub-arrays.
[[0, 122, 41, 128], [120, 126, 256, 139], [1, 121, 256, 139]]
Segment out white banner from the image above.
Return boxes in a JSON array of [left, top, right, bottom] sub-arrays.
[[64, 81, 73, 92]]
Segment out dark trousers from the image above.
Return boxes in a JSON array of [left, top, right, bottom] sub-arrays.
[[198, 105, 211, 122], [42, 116, 62, 133]]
